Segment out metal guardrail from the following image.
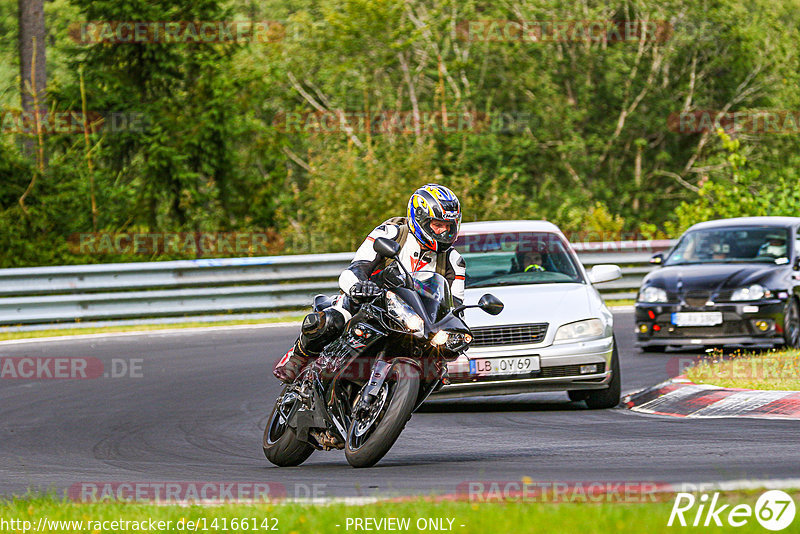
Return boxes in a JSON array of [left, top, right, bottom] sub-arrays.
[[0, 240, 675, 325]]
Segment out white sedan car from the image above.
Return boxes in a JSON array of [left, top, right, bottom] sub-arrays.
[[435, 220, 622, 408]]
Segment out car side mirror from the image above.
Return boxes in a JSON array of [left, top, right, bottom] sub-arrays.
[[373, 237, 400, 258], [478, 294, 504, 315], [650, 253, 664, 265], [588, 264, 622, 284]]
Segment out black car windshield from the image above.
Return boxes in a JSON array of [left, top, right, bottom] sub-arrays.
[[454, 231, 584, 288], [665, 227, 791, 265]]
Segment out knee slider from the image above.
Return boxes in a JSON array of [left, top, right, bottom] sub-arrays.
[[301, 311, 326, 338], [301, 309, 345, 343]]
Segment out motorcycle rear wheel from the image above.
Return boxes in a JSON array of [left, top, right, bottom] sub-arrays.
[[345, 362, 419, 468]]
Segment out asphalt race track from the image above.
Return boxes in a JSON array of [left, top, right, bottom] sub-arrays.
[[1, 311, 799, 499]]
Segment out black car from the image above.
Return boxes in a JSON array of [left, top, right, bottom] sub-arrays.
[[636, 217, 800, 351]]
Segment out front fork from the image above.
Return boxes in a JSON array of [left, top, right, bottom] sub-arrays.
[[355, 352, 448, 418]]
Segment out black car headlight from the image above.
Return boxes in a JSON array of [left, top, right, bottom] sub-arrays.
[[731, 284, 772, 301], [639, 286, 668, 303]]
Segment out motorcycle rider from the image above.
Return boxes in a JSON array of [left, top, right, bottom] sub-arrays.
[[273, 184, 466, 383]]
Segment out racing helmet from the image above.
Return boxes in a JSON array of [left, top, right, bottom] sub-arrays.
[[407, 184, 462, 252]]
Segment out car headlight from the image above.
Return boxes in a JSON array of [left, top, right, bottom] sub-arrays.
[[731, 284, 771, 301], [554, 319, 605, 343], [385, 291, 425, 334], [638, 286, 668, 303], [431, 330, 473, 351]]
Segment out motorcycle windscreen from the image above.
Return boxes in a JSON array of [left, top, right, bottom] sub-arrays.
[[410, 271, 453, 323]]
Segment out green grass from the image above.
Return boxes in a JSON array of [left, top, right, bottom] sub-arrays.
[[605, 298, 635, 307], [0, 316, 305, 342], [1, 491, 791, 533], [686, 348, 800, 390]]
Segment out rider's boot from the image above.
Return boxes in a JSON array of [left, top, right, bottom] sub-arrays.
[[273, 309, 346, 383], [273, 337, 316, 383]]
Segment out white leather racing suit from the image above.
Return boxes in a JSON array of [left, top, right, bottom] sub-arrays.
[[333, 221, 466, 322], [272, 220, 466, 383]]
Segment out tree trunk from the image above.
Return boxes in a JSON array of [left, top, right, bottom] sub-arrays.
[[18, 0, 47, 159]]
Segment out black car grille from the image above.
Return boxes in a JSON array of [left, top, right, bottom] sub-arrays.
[[540, 362, 606, 378], [653, 320, 748, 337], [682, 290, 711, 307], [471, 323, 548, 347]]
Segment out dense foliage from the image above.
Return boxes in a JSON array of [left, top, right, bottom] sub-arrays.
[[1, 0, 799, 266]]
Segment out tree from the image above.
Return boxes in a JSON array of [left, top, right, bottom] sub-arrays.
[[17, 0, 46, 160]]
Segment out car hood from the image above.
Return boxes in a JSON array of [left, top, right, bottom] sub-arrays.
[[643, 263, 781, 293], [463, 283, 593, 328]]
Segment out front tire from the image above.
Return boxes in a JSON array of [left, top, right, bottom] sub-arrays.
[[345, 362, 419, 468], [262, 390, 315, 467], [584, 337, 622, 409], [783, 298, 800, 349]]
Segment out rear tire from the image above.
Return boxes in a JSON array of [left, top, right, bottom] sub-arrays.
[[262, 391, 315, 467], [584, 337, 622, 409], [345, 362, 419, 468]]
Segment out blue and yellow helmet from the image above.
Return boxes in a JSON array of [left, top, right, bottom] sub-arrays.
[[407, 184, 462, 252]]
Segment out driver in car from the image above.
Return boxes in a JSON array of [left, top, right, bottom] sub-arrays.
[[520, 251, 546, 272], [758, 233, 787, 258], [273, 184, 466, 383]]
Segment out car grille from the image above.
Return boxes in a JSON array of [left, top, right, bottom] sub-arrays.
[[470, 323, 548, 347], [540, 363, 606, 378], [653, 321, 748, 337], [682, 290, 711, 307]]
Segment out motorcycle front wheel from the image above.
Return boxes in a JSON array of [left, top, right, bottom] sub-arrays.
[[345, 361, 419, 468], [262, 388, 315, 467]]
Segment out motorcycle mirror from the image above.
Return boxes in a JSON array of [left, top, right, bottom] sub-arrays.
[[380, 263, 406, 288], [373, 237, 401, 258], [478, 294, 504, 315]]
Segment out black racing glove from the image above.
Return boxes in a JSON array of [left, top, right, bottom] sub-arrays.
[[350, 280, 382, 303]]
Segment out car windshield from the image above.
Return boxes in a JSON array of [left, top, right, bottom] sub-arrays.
[[454, 231, 584, 288], [665, 226, 791, 265]]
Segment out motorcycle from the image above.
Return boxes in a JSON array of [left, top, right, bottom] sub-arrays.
[[262, 237, 503, 468]]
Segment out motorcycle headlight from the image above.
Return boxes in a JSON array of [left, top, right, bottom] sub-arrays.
[[431, 330, 473, 352], [638, 286, 668, 303], [554, 319, 604, 343], [385, 291, 425, 334], [731, 284, 771, 301]]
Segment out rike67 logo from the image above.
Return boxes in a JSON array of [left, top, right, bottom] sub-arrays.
[[668, 490, 796, 530]]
